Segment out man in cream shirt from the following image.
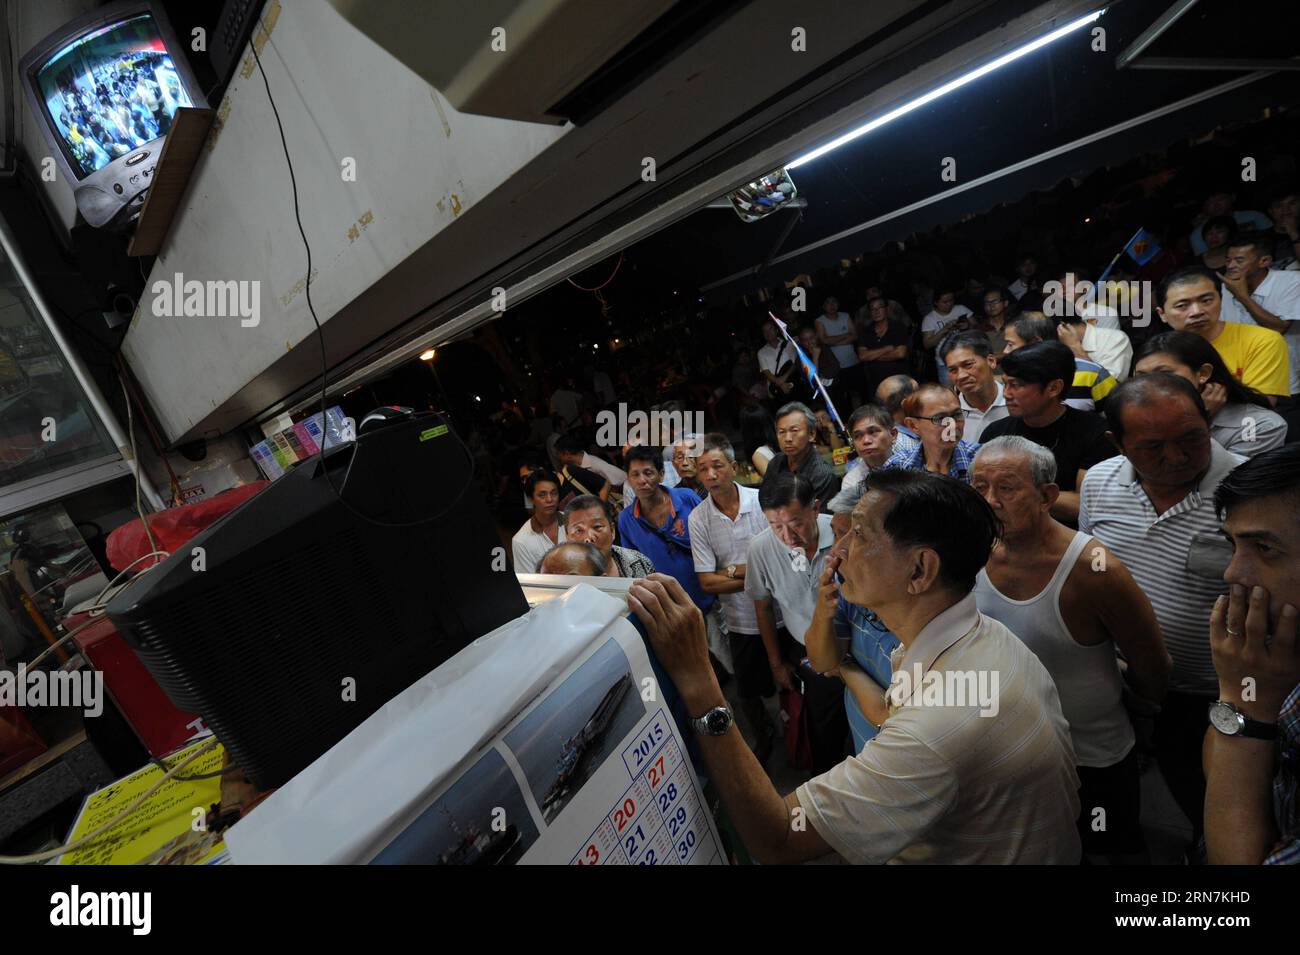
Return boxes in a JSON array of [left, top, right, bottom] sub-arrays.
[[627, 469, 1081, 864]]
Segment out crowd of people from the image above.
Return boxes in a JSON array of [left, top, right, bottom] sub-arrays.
[[493, 174, 1300, 865], [49, 51, 184, 175]]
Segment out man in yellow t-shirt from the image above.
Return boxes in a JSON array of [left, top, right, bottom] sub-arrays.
[[1155, 266, 1289, 404]]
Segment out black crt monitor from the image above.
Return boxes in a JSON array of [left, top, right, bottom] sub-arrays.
[[19, 1, 206, 228], [107, 411, 529, 789]]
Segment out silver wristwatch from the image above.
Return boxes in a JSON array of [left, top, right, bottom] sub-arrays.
[[1208, 700, 1278, 740], [691, 705, 735, 736]]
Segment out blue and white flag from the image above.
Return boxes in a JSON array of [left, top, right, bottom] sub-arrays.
[[768, 311, 847, 435]]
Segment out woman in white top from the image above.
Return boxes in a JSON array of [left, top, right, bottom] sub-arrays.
[[815, 296, 859, 371], [511, 471, 565, 572], [1134, 331, 1288, 459]]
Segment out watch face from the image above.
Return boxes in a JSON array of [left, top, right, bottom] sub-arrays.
[[704, 709, 731, 734], [1209, 702, 1240, 735]]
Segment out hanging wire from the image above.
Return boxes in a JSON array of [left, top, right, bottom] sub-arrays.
[[566, 252, 624, 292]]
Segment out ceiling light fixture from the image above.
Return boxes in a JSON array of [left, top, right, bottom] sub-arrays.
[[786, 9, 1105, 170]]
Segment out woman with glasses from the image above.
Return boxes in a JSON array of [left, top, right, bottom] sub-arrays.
[[877, 382, 980, 482]]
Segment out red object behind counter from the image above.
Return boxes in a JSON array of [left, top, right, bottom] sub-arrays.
[[85, 481, 269, 758], [62, 609, 205, 759], [106, 480, 268, 572]]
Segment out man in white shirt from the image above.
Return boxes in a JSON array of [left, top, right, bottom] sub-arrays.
[[689, 433, 777, 761], [756, 319, 795, 398], [1219, 232, 1300, 396], [1056, 313, 1134, 381], [920, 289, 974, 384], [1057, 269, 1121, 330], [548, 378, 584, 427], [941, 331, 1008, 442], [555, 432, 629, 488], [627, 469, 1081, 864]]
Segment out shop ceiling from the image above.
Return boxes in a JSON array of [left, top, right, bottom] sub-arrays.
[[271, 0, 1110, 426], [284, 0, 1300, 422], [663, 0, 1300, 298], [100, 0, 1297, 440]]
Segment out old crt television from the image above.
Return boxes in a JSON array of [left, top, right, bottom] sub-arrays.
[[19, 1, 206, 228], [106, 411, 529, 789]]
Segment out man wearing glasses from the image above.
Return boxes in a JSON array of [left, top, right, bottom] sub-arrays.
[[981, 342, 1117, 524], [878, 383, 980, 482], [744, 473, 850, 773]]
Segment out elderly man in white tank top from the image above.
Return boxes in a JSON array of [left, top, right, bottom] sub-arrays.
[[970, 436, 1172, 863]]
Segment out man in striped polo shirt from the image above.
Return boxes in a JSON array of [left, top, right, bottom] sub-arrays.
[[1079, 373, 1245, 852]]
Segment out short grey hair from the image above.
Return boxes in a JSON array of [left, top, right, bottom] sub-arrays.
[[776, 401, 817, 433], [562, 494, 615, 529], [699, 432, 735, 463], [538, 541, 610, 576], [974, 436, 1058, 487]]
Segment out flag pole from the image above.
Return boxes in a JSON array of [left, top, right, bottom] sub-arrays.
[[768, 311, 848, 438], [1098, 228, 1143, 283]]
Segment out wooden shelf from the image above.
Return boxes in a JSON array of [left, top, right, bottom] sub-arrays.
[[127, 107, 215, 258]]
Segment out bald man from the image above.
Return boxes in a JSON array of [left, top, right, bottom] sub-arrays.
[[875, 374, 920, 442], [539, 541, 610, 577]]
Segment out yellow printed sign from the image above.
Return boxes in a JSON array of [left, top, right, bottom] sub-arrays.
[[58, 738, 228, 865]]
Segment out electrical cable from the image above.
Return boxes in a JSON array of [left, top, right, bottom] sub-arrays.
[[115, 355, 182, 501], [566, 252, 624, 292], [23, 615, 100, 672], [0, 737, 221, 865], [249, 28, 477, 529], [23, 552, 96, 600], [151, 754, 239, 782], [88, 550, 170, 608], [21, 554, 168, 671], [120, 376, 159, 555]]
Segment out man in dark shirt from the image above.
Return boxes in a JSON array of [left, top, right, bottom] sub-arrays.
[[554, 461, 608, 508], [980, 341, 1116, 525], [856, 296, 911, 398], [759, 402, 838, 512]]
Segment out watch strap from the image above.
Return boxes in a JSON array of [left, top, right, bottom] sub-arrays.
[[1238, 715, 1280, 740], [1212, 700, 1279, 740]]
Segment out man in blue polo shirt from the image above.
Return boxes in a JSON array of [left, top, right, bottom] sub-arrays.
[[617, 445, 715, 616], [806, 534, 900, 751]]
